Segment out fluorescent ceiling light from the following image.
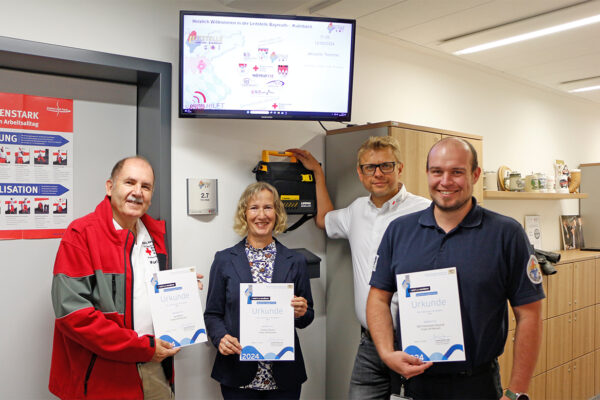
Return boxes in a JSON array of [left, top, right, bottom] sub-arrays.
[[569, 85, 600, 93], [454, 14, 600, 55]]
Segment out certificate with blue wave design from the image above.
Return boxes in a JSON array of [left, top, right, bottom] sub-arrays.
[[239, 283, 294, 361], [147, 267, 207, 348], [396, 267, 465, 362]]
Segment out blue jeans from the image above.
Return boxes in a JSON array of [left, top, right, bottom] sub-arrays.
[[349, 331, 399, 400]]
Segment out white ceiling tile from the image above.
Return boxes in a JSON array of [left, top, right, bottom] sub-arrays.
[[390, 0, 584, 45], [355, 0, 490, 34], [310, 0, 405, 20]]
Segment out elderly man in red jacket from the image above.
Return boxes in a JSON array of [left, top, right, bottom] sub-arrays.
[[49, 156, 179, 400]]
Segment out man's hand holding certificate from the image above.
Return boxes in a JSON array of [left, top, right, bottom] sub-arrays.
[[397, 267, 465, 362], [147, 267, 207, 348], [239, 283, 295, 361]]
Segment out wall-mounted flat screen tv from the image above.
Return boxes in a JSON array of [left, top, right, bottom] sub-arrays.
[[179, 11, 355, 121]]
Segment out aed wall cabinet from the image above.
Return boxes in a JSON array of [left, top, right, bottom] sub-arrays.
[[323, 121, 483, 399], [498, 250, 600, 400]]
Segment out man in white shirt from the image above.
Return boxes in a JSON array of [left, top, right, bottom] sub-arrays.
[[289, 136, 430, 399]]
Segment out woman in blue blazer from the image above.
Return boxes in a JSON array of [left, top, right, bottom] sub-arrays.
[[205, 182, 314, 399]]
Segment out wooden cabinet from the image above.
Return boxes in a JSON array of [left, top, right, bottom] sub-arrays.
[[548, 262, 573, 317], [546, 362, 572, 400], [534, 319, 548, 377], [573, 306, 595, 358], [528, 251, 600, 399], [596, 304, 600, 350], [327, 121, 483, 202], [545, 356, 595, 400], [498, 252, 600, 398], [541, 275, 548, 320], [595, 349, 600, 394], [596, 258, 600, 304], [573, 259, 595, 310], [547, 313, 573, 369], [530, 372, 546, 400], [572, 353, 595, 400], [508, 302, 517, 330]]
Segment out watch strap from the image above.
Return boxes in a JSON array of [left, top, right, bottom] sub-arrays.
[[504, 389, 529, 400], [504, 389, 517, 400]]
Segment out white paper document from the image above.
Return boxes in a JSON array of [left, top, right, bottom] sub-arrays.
[[239, 283, 294, 361], [396, 267, 465, 362], [525, 215, 542, 249], [147, 267, 207, 348]]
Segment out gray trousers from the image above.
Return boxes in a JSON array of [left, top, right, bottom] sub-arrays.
[[349, 331, 399, 400]]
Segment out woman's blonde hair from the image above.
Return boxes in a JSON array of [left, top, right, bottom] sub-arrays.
[[233, 182, 288, 236]]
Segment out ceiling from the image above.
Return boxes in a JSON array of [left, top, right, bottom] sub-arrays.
[[220, 0, 600, 103]]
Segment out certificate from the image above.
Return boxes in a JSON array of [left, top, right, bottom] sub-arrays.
[[147, 267, 207, 348], [396, 267, 465, 362], [239, 283, 294, 361]]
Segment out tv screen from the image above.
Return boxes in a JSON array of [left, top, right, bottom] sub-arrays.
[[179, 11, 356, 121]]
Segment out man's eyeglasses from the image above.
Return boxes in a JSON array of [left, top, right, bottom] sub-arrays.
[[359, 162, 397, 176]]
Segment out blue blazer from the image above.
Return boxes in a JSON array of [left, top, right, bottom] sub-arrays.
[[204, 239, 314, 389]]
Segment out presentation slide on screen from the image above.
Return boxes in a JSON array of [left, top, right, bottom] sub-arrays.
[[182, 15, 353, 115]]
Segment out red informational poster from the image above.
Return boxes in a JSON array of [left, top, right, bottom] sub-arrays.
[[0, 92, 74, 240], [0, 92, 73, 132]]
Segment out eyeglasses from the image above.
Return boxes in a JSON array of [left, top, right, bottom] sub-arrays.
[[359, 162, 397, 176]]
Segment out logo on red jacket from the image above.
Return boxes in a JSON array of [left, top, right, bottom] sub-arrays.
[[143, 239, 158, 265]]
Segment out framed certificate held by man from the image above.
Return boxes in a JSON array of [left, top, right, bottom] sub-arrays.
[[239, 283, 294, 361], [396, 267, 465, 362]]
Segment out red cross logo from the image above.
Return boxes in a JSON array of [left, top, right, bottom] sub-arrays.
[[272, 103, 278, 109], [145, 247, 152, 255], [253, 65, 259, 71]]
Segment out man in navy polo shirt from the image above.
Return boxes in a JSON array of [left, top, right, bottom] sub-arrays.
[[367, 137, 544, 400]]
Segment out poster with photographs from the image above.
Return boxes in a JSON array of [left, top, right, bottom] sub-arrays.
[[560, 215, 584, 250]]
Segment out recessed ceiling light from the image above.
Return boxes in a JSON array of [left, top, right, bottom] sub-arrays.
[[569, 85, 600, 93], [454, 14, 600, 55]]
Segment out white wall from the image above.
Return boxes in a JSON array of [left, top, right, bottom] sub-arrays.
[[2, 1, 600, 399]]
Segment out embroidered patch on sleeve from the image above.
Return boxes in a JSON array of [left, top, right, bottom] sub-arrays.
[[526, 254, 543, 284]]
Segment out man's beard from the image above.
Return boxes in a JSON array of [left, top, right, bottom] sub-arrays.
[[431, 196, 471, 212]]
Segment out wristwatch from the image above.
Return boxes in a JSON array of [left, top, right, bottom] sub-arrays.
[[504, 389, 530, 400]]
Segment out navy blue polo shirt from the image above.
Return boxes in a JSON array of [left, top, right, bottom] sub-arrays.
[[369, 198, 545, 374]]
